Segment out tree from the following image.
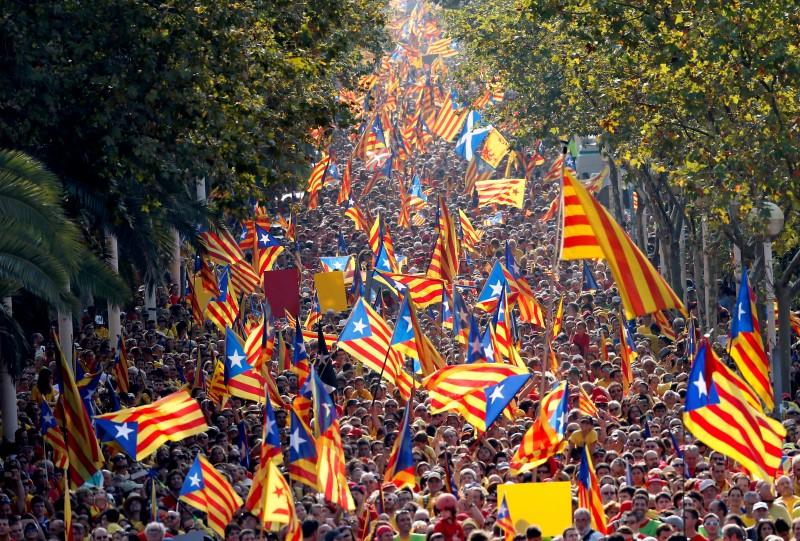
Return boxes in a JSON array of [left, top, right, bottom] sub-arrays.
[[442, 0, 800, 321], [0, 149, 126, 443], [0, 0, 387, 284]]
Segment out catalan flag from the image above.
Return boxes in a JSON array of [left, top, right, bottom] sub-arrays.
[[422, 363, 529, 432], [40, 402, 68, 469], [369, 214, 399, 273], [427, 197, 460, 283], [199, 227, 245, 266], [306, 153, 330, 208], [224, 327, 267, 403], [390, 294, 445, 377], [560, 169, 684, 318], [112, 335, 129, 394], [179, 455, 243, 538], [510, 382, 569, 474], [53, 331, 103, 488], [255, 225, 284, 275], [683, 339, 784, 481], [729, 268, 773, 411], [652, 310, 678, 342], [337, 298, 413, 400], [476, 261, 508, 312], [292, 319, 311, 387], [344, 200, 370, 233], [432, 91, 467, 141], [309, 367, 355, 511], [246, 459, 302, 541], [288, 403, 318, 489], [619, 320, 636, 396], [458, 209, 482, 252], [455, 112, 491, 162], [378, 272, 445, 309], [451, 287, 471, 345], [475, 177, 526, 209], [94, 390, 208, 461], [426, 37, 456, 56], [577, 446, 608, 534], [230, 259, 261, 295], [207, 359, 228, 408], [260, 397, 283, 465], [304, 292, 322, 331], [496, 495, 515, 541], [582, 261, 600, 291], [337, 159, 353, 205], [384, 402, 416, 490], [504, 243, 545, 327], [464, 155, 494, 195], [205, 267, 239, 331], [491, 286, 513, 361]]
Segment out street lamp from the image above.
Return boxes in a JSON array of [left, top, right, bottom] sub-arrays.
[[752, 201, 785, 404]]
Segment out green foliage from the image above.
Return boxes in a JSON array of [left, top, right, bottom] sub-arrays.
[[443, 0, 800, 253], [0, 0, 388, 281], [0, 149, 128, 374]]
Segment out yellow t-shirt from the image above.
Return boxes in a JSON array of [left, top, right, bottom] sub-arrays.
[[569, 429, 598, 448]]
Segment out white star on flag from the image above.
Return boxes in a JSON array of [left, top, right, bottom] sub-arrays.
[[290, 428, 306, 453], [228, 349, 245, 368], [489, 281, 503, 297], [489, 385, 505, 403], [115, 422, 134, 440], [352, 318, 367, 335], [189, 473, 201, 487], [694, 371, 708, 398]]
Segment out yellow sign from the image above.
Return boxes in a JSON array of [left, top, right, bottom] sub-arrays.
[[496, 482, 572, 537], [314, 271, 348, 312]]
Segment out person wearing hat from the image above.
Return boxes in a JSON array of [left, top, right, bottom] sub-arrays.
[[375, 526, 395, 541]]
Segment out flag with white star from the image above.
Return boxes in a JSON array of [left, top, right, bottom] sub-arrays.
[[94, 390, 208, 461], [224, 326, 268, 402], [337, 298, 414, 400], [475, 261, 507, 312], [179, 454, 243, 537], [287, 405, 318, 490], [683, 338, 785, 482]]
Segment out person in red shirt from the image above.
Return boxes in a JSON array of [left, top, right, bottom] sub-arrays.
[[570, 321, 591, 357], [432, 494, 465, 541]]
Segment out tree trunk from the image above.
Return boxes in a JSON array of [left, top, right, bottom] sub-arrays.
[[58, 284, 73, 367], [1, 297, 17, 444], [170, 229, 182, 290], [775, 283, 793, 402], [107, 233, 121, 345], [606, 154, 625, 226]]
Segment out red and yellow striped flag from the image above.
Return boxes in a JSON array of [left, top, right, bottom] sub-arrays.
[[458, 210, 482, 253], [475, 178, 526, 209], [53, 330, 103, 488], [560, 170, 684, 318], [431, 92, 466, 141], [427, 197, 460, 283]]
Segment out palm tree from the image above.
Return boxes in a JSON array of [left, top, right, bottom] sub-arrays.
[[0, 149, 127, 444]]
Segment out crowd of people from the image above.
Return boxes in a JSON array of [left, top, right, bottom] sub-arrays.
[[3, 3, 800, 541]]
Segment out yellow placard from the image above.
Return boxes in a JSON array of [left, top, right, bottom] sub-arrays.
[[314, 271, 348, 312], [496, 482, 572, 537]]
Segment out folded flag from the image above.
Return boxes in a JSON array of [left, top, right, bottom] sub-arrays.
[[423, 363, 529, 432], [384, 401, 416, 490], [510, 382, 570, 474]]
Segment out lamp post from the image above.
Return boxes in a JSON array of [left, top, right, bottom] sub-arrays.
[[755, 202, 785, 403]]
